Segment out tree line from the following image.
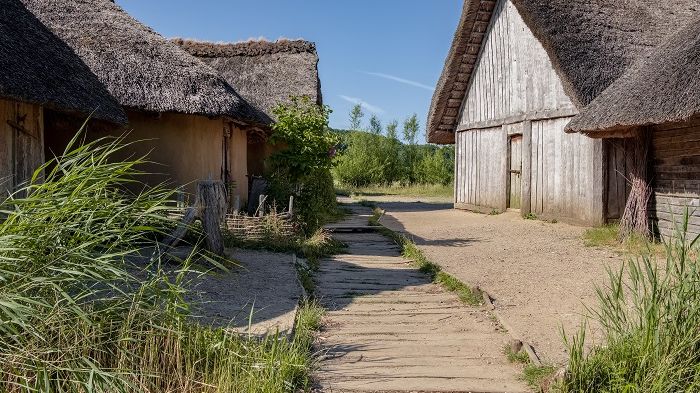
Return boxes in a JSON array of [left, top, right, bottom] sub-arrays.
[[333, 104, 454, 187]]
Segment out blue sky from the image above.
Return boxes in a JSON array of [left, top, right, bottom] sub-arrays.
[[116, 0, 462, 142]]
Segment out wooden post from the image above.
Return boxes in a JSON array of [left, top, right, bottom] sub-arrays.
[[288, 195, 294, 216], [521, 120, 532, 216], [258, 194, 266, 217], [233, 194, 240, 215], [196, 180, 227, 256], [501, 125, 509, 212]]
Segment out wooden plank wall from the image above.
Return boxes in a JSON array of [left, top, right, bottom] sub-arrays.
[[605, 139, 633, 221], [455, 127, 507, 212], [530, 117, 604, 224], [650, 122, 700, 239], [0, 98, 44, 197], [460, 0, 575, 128]]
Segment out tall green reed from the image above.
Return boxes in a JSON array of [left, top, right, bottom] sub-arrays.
[[0, 128, 319, 392], [563, 210, 700, 392]]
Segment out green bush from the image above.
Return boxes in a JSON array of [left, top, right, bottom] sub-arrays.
[[333, 130, 454, 187], [267, 96, 341, 232], [562, 213, 700, 392], [415, 146, 454, 186]]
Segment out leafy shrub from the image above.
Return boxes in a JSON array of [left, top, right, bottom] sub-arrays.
[[333, 130, 454, 188], [267, 96, 341, 232]]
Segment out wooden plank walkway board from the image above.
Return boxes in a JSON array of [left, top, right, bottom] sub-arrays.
[[316, 205, 530, 393]]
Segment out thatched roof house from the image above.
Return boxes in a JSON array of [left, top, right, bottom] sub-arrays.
[[428, 0, 699, 145], [21, 0, 262, 122], [566, 16, 700, 136], [427, 0, 699, 225], [175, 39, 322, 123], [0, 0, 125, 124], [0, 0, 126, 195], [566, 16, 700, 238], [22, 0, 266, 199], [175, 38, 323, 176]]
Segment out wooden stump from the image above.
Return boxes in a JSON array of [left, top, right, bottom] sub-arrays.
[[197, 181, 227, 256], [162, 180, 227, 257]]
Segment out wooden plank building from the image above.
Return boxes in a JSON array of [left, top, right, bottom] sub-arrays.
[[22, 0, 267, 202], [428, 0, 699, 225], [567, 15, 700, 238], [0, 0, 126, 197]]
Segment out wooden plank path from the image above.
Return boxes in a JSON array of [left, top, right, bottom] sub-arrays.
[[315, 205, 530, 393]]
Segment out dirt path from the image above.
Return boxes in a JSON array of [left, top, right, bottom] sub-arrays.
[[315, 204, 529, 393], [368, 199, 620, 364]]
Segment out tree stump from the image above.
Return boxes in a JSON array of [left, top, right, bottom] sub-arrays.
[[197, 180, 226, 256], [162, 180, 227, 257]]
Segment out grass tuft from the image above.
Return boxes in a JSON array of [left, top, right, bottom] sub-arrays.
[[583, 223, 663, 256], [504, 345, 530, 365], [523, 364, 557, 390]]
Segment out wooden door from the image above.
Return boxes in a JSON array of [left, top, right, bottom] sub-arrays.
[[508, 135, 522, 209], [0, 100, 43, 197]]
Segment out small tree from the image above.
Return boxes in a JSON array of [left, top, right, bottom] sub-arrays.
[[382, 120, 402, 183], [402, 114, 421, 184], [270, 96, 338, 179], [386, 120, 399, 140], [369, 115, 382, 135], [349, 104, 364, 131], [268, 96, 340, 231]]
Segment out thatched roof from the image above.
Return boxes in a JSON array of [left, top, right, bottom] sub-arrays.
[[0, 0, 126, 124], [21, 0, 264, 123], [427, 0, 700, 144], [174, 39, 322, 124], [566, 16, 700, 135]]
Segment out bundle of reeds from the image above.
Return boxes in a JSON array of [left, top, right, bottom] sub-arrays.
[[620, 129, 652, 240]]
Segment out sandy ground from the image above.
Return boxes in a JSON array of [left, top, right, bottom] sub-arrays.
[[363, 197, 620, 364], [183, 248, 303, 335]]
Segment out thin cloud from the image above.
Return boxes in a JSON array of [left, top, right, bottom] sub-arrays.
[[339, 95, 385, 114], [363, 71, 434, 91]]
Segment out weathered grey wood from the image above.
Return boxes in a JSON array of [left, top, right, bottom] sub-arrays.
[[460, 0, 576, 129], [528, 117, 604, 224], [457, 108, 579, 132], [162, 207, 197, 250], [521, 121, 532, 216], [232, 194, 240, 214], [651, 125, 700, 239], [257, 194, 266, 217], [454, 128, 507, 211], [198, 180, 226, 255], [162, 181, 227, 256]]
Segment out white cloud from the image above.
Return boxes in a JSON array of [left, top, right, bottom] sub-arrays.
[[363, 71, 434, 91], [339, 95, 385, 114]]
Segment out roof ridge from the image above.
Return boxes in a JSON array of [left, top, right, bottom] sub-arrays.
[[173, 38, 317, 58]]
